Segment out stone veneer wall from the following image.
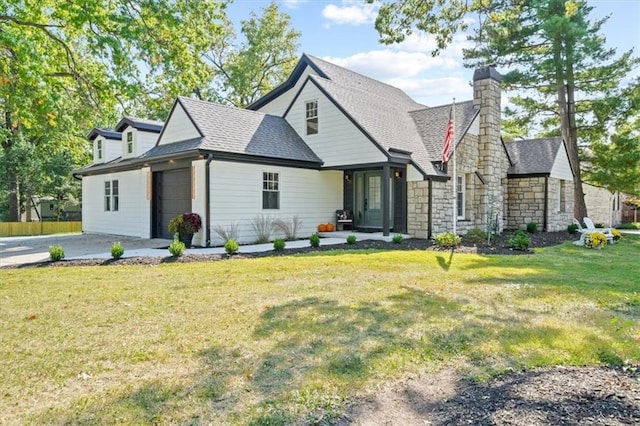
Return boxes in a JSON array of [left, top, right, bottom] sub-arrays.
[[506, 177, 574, 231]]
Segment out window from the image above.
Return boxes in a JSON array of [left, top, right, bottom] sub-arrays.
[[558, 180, 566, 212], [104, 181, 111, 211], [104, 180, 119, 212], [97, 139, 102, 160], [262, 172, 279, 209], [305, 100, 318, 135], [126, 132, 133, 154], [456, 175, 465, 218]]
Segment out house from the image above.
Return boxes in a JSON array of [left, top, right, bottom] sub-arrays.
[[74, 54, 575, 245]]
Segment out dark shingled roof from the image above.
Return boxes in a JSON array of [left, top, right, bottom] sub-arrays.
[[505, 137, 563, 175], [87, 128, 121, 141], [170, 97, 321, 164], [116, 117, 164, 133], [410, 101, 479, 163]]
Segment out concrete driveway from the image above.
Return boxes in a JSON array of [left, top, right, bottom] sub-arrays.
[[0, 233, 171, 267]]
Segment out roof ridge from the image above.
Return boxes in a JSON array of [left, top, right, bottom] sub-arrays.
[[178, 96, 278, 118]]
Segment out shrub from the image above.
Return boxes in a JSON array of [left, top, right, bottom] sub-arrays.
[[612, 229, 622, 242], [168, 212, 202, 234], [392, 234, 403, 244], [224, 239, 239, 255], [168, 238, 185, 257], [49, 245, 65, 261], [567, 223, 579, 234], [274, 216, 302, 240], [617, 222, 640, 230], [466, 227, 489, 244], [507, 230, 530, 251], [273, 238, 286, 251], [251, 214, 275, 244], [584, 232, 607, 249], [526, 221, 538, 233], [212, 221, 239, 243], [309, 233, 320, 248], [346, 234, 357, 244], [594, 223, 606, 228], [433, 232, 461, 248], [111, 242, 124, 260]]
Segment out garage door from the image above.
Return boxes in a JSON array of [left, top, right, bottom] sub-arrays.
[[154, 169, 192, 239]]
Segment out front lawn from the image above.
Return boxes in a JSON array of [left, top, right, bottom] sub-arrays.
[[1, 235, 638, 424]]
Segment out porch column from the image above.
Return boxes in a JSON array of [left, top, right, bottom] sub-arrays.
[[382, 165, 390, 236]]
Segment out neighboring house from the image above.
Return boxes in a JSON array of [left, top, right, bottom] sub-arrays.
[[74, 54, 576, 245], [583, 183, 625, 226]]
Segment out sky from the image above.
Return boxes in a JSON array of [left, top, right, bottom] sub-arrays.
[[227, 0, 640, 107]]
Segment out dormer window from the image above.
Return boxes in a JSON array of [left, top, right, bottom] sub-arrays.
[[97, 139, 102, 160], [126, 131, 133, 154], [305, 100, 318, 135]]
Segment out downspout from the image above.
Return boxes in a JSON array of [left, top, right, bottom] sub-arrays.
[[205, 154, 214, 247], [428, 178, 433, 239], [543, 176, 549, 232]]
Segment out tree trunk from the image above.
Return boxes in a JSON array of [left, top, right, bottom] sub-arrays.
[[7, 172, 20, 221]]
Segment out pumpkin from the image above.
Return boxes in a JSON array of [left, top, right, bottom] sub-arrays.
[[318, 224, 327, 232], [326, 223, 335, 232]]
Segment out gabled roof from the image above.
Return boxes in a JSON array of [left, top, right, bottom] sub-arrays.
[[410, 100, 479, 164], [505, 137, 565, 176], [115, 117, 163, 133], [87, 128, 121, 141], [145, 97, 321, 165]]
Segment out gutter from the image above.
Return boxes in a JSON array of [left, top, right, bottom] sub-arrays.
[[544, 176, 549, 232], [428, 178, 433, 239], [205, 153, 214, 247]]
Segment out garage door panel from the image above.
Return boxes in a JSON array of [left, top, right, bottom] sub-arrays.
[[155, 169, 191, 239]]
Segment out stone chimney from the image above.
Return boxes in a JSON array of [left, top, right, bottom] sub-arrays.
[[473, 66, 507, 231]]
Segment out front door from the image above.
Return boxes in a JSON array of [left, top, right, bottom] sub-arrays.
[[355, 171, 392, 229]]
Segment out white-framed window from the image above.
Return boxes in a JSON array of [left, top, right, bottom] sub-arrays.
[[126, 131, 133, 154], [558, 180, 566, 212], [305, 100, 318, 135], [97, 139, 102, 160], [104, 180, 119, 212], [456, 175, 465, 219], [262, 172, 279, 209]]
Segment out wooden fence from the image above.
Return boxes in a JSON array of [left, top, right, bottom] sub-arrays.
[[0, 222, 82, 237]]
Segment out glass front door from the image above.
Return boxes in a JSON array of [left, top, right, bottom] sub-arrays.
[[354, 171, 392, 229]]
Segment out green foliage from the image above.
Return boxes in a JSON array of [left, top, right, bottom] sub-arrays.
[[168, 238, 186, 257], [273, 238, 286, 251], [526, 222, 538, 234], [567, 223, 579, 234], [392, 234, 403, 244], [48, 245, 65, 262], [309, 233, 320, 248], [346, 235, 357, 244], [168, 213, 201, 234], [466, 227, 489, 245], [507, 230, 530, 251], [111, 242, 124, 260], [433, 232, 461, 248], [224, 239, 239, 255], [617, 222, 640, 230], [594, 223, 605, 229]]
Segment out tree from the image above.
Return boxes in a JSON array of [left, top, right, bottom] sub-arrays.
[[373, 0, 639, 220], [0, 0, 300, 220]]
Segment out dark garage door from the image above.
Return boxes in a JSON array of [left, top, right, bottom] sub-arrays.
[[154, 169, 192, 239]]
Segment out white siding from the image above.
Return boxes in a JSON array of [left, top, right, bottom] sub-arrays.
[[81, 168, 151, 238], [406, 164, 424, 182], [103, 138, 121, 162], [191, 160, 208, 246], [159, 103, 200, 145], [550, 144, 573, 180], [256, 67, 317, 116], [136, 129, 160, 156], [209, 160, 343, 245], [286, 82, 387, 167]]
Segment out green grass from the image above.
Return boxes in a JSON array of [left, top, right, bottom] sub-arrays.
[[1, 235, 639, 424]]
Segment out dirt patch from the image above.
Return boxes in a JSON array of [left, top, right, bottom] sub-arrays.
[[9, 231, 579, 268], [338, 366, 640, 425]]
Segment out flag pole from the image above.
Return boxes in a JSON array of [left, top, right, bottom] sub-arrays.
[[451, 98, 456, 236]]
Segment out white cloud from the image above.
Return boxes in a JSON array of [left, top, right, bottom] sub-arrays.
[[322, 1, 379, 26], [281, 0, 306, 9], [387, 77, 471, 105]]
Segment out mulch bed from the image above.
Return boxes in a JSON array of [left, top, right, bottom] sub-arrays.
[[11, 231, 580, 268]]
